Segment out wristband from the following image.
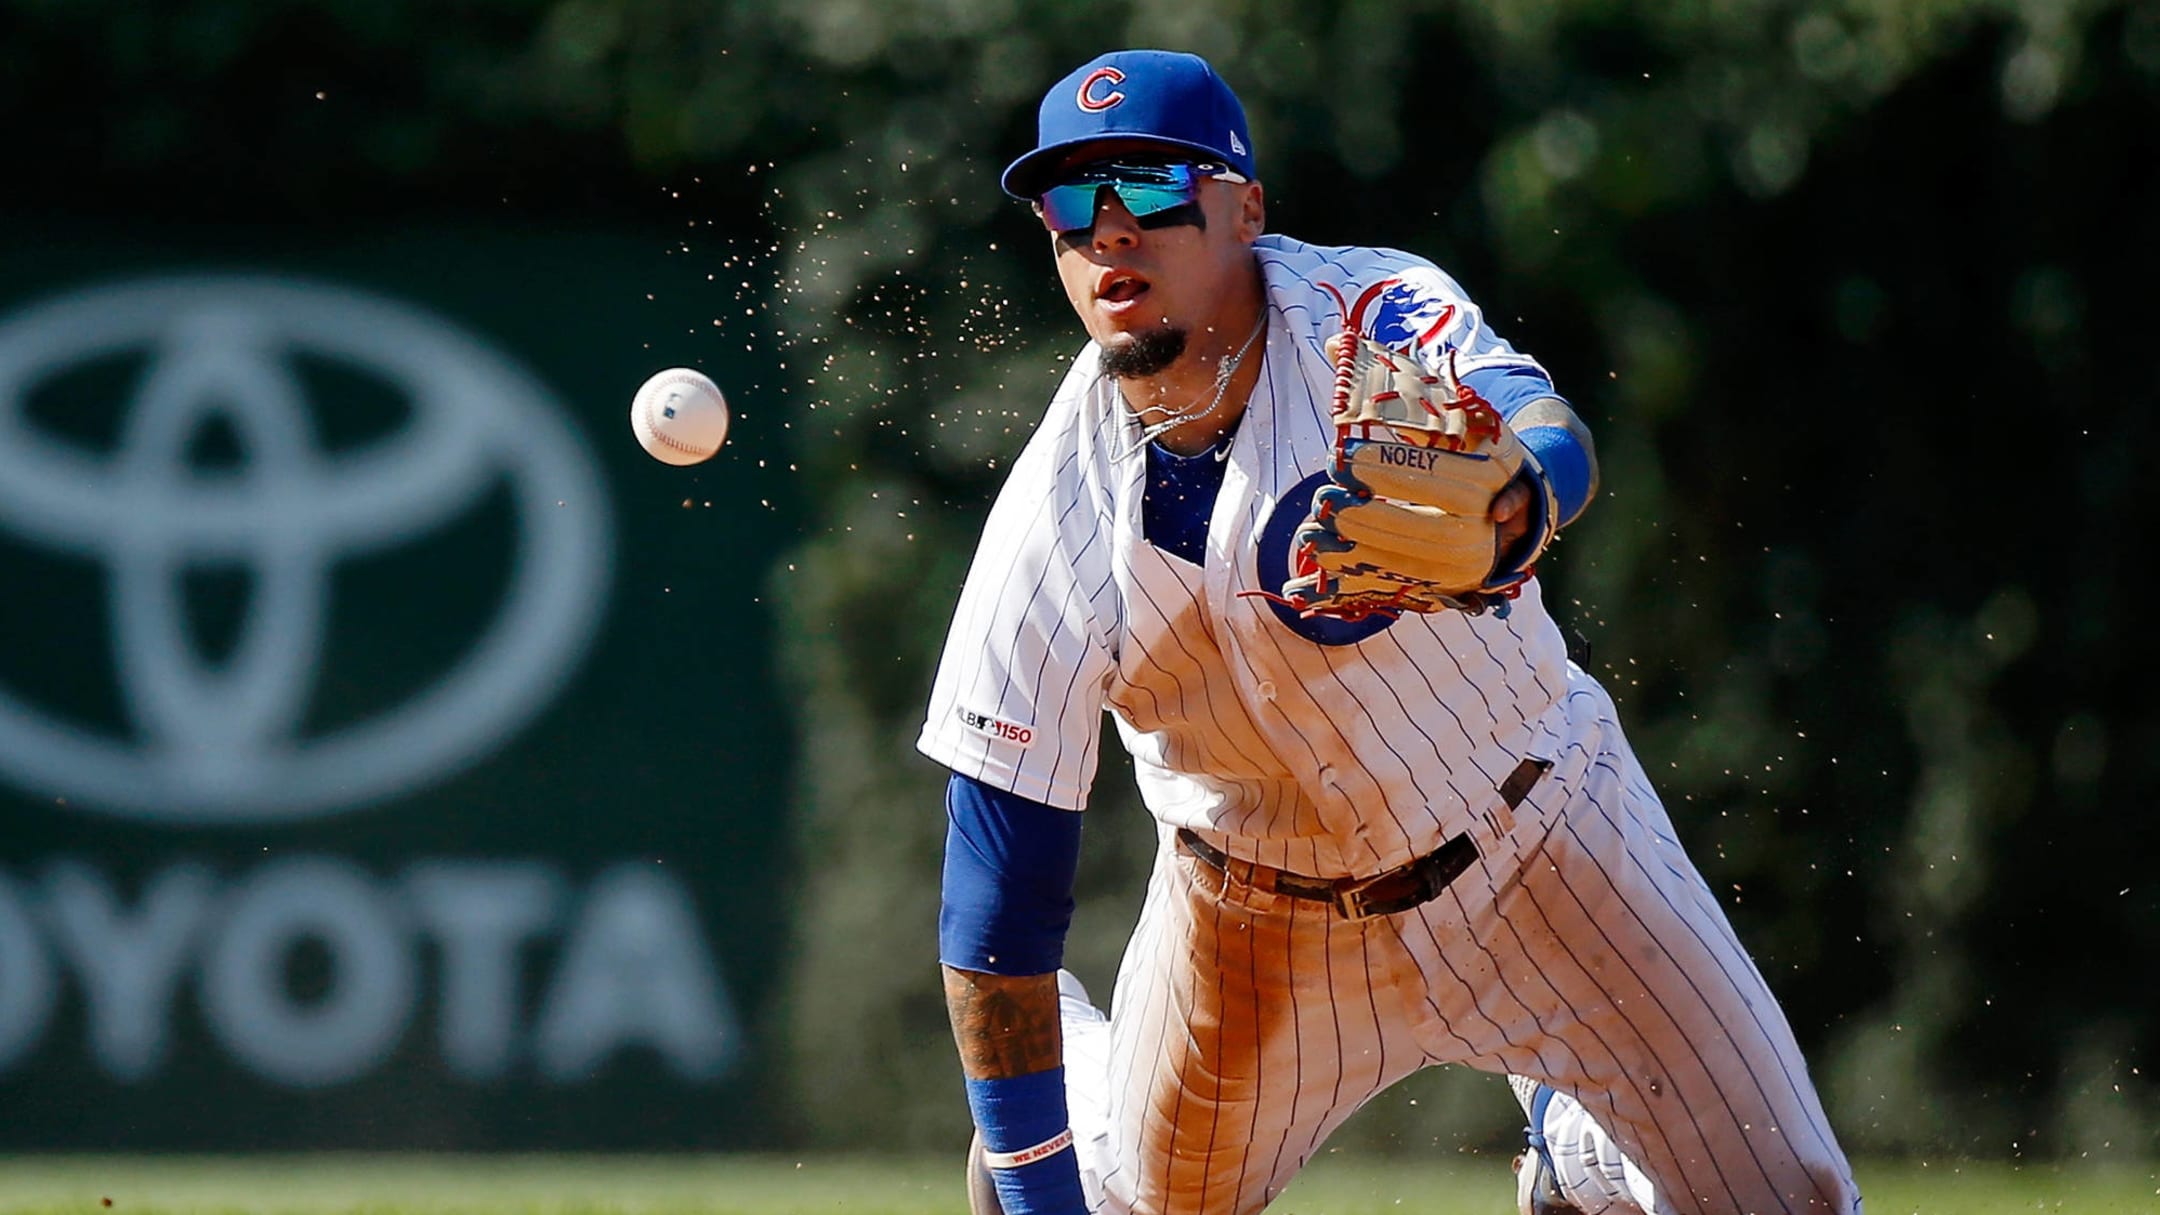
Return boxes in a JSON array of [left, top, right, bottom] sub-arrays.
[[981, 1127, 1076, 1169]]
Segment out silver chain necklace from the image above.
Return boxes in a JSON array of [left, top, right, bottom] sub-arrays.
[[1112, 311, 1268, 462]]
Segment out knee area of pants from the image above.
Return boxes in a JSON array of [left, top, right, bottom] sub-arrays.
[[1791, 1160, 1859, 1213]]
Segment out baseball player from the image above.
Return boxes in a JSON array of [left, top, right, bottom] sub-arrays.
[[918, 49, 1861, 1215]]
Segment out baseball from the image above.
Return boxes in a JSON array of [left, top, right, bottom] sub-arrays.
[[630, 368, 730, 465]]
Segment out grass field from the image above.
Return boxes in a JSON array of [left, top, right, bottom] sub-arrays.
[[0, 1154, 2153, 1215]]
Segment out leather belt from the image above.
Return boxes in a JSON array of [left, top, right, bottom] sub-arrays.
[[1176, 756, 1550, 920]]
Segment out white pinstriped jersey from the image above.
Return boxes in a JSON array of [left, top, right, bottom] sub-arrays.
[[919, 235, 1582, 876], [924, 234, 1860, 1215]]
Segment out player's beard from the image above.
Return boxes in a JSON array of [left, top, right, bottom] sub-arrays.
[[1098, 325, 1186, 380]]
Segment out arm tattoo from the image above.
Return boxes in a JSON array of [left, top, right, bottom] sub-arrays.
[[942, 965, 1063, 1079]]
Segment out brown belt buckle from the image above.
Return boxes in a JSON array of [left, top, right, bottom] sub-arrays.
[[1331, 871, 1396, 920]]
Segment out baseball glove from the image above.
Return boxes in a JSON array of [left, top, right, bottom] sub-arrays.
[[1280, 332, 1558, 620]]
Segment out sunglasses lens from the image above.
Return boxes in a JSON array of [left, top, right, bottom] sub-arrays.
[[1112, 181, 1194, 219], [1036, 163, 1205, 233], [1038, 183, 1105, 233]]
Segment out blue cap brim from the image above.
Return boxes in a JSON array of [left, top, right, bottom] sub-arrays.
[[1001, 135, 1245, 199]]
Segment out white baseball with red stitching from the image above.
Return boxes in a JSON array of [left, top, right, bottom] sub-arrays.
[[630, 367, 730, 466]]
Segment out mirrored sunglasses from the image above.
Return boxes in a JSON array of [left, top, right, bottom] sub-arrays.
[[1033, 161, 1249, 234]]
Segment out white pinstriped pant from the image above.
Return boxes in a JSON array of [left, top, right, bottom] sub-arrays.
[[1060, 734, 1861, 1215]]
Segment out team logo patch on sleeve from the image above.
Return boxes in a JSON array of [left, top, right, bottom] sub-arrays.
[[1358, 270, 1461, 353], [956, 705, 1036, 748]]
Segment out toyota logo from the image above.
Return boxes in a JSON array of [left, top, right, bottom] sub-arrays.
[[0, 276, 611, 824]]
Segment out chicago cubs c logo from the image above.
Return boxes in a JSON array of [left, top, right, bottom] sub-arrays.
[[0, 275, 611, 824], [1255, 472, 1396, 646], [1077, 66, 1126, 111]]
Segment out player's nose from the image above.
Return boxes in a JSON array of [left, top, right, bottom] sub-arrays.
[[1089, 194, 1143, 249]]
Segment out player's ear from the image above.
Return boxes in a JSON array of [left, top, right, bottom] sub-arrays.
[[1235, 182, 1266, 242]]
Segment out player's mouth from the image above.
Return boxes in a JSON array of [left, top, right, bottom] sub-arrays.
[[1096, 271, 1151, 315]]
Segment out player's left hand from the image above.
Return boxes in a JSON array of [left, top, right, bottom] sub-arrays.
[[1490, 476, 1535, 557], [1280, 333, 1561, 621]]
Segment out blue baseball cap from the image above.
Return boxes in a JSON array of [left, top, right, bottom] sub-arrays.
[[1001, 50, 1255, 199]]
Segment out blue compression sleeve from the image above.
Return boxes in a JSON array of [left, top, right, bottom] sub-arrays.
[[939, 772, 1082, 975]]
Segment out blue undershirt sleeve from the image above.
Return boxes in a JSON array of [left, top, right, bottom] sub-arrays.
[[941, 773, 1088, 1214], [939, 771, 1082, 976], [1462, 364, 1558, 422]]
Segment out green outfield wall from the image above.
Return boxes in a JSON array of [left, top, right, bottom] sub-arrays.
[[0, 228, 798, 1148]]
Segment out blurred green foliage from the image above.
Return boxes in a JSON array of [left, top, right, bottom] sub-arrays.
[[6, 0, 2157, 1160]]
